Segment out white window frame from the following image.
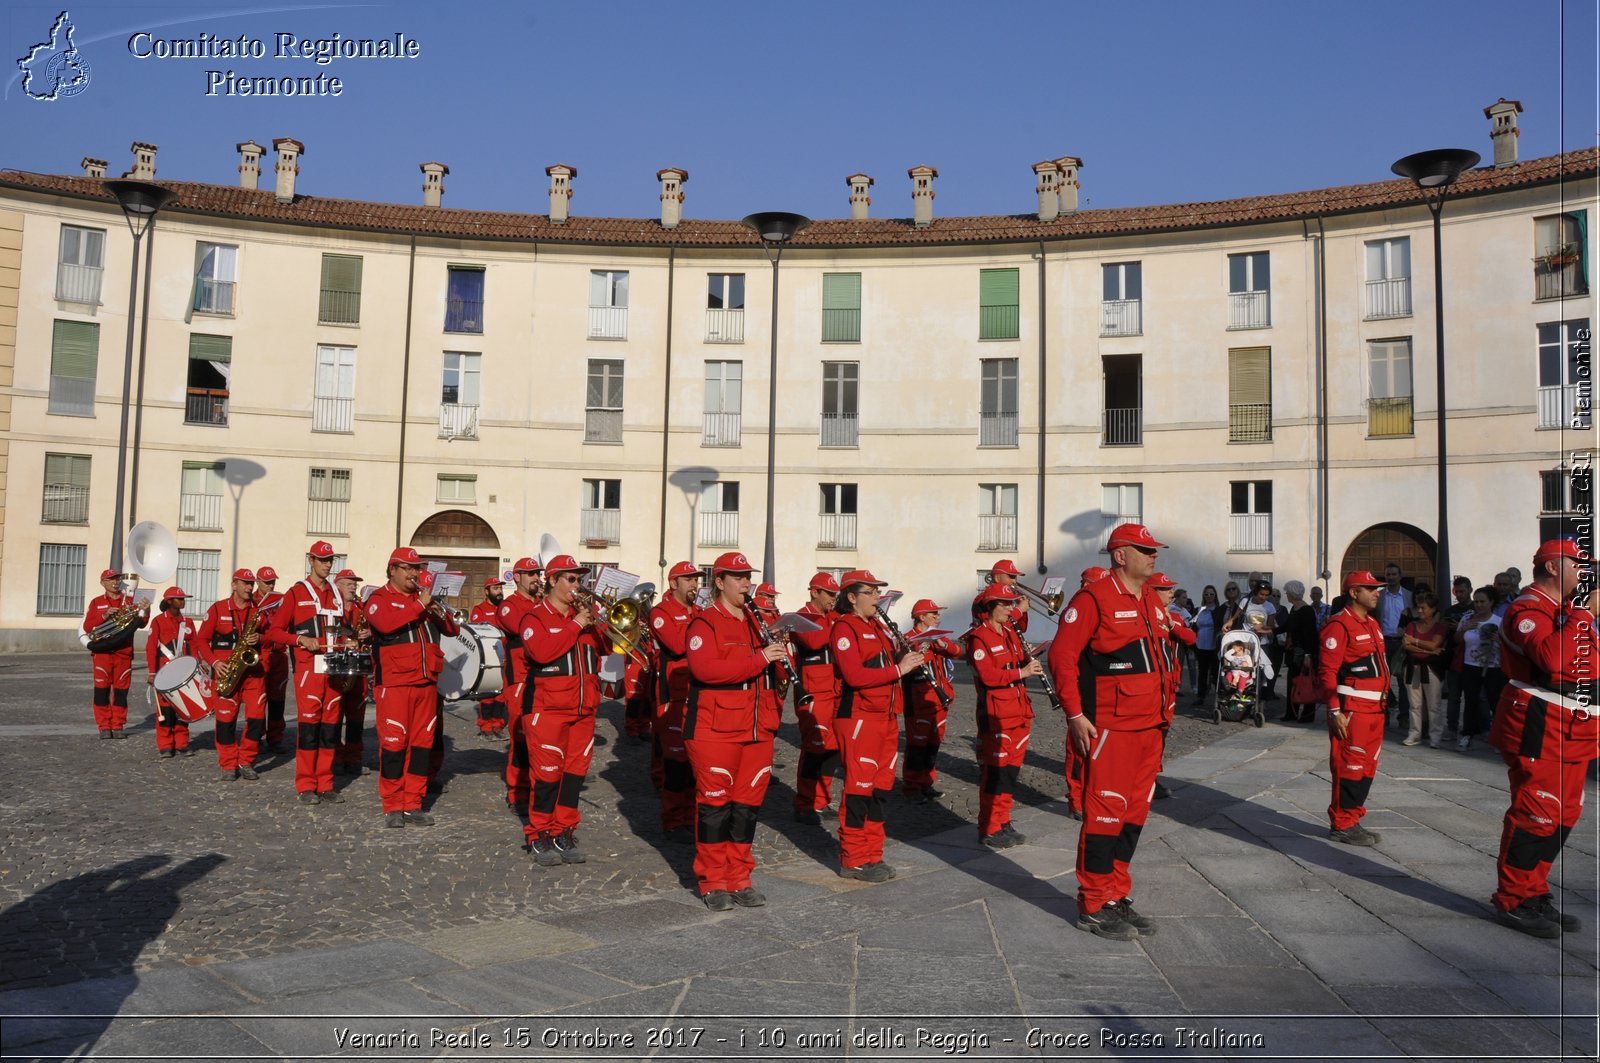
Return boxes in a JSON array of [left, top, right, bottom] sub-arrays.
[[37, 543, 88, 616], [437, 474, 477, 504], [703, 360, 743, 447], [194, 242, 238, 315], [1228, 480, 1273, 553], [1366, 338, 1414, 437], [313, 345, 356, 433], [175, 548, 221, 619], [57, 224, 105, 303]]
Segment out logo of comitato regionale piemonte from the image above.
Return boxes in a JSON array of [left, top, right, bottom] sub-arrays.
[[18, 11, 91, 101]]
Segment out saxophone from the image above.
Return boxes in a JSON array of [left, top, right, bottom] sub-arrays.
[[213, 606, 262, 698]]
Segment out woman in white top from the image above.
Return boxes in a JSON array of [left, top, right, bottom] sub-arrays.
[[1455, 586, 1505, 751], [1192, 585, 1220, 701]]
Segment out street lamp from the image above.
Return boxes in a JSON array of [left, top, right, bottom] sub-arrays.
[[104, 179, 177, 573], [741, 211, 811, 585], [1390, 148, 1479, 597]]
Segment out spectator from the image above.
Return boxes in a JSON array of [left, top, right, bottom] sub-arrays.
[[1309, 584, 1330, 629], [1282, 581, 1319, 722], [1226, 580, 1281, 701], [1456, 586, 1505, 751], [1492, 571, 1518, 617], [1375, 562, 1414, 727], [1440, 576, 1475, 743], [1192, 585, 1221, 701], [1400, 592, 1448, 747], [1218, 580, 1244, 632]]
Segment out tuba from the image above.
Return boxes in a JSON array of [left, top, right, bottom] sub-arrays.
[[85, 522, 176, 652]]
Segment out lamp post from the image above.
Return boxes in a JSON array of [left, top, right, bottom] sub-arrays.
[[741, 211, 811, 584], [104, 179, 177, 573], [1390, 148, 1479, 597]]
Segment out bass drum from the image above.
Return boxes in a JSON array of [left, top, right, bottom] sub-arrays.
[[438, 623, 505, 701]]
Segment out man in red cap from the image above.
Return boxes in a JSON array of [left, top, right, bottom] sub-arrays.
[[1048, 522, 1175, 940], [1488, 538, 1599, 937], [495, 558, 544, 811], [648, 560, 703, 841], [902, 598, 961, 801], [967, 584, 1043, 844], [145, 586, 197, 757], [253, 567, 290, 752], [197, 569, 268, 781], [1149, 572, 1194, 802], [790, 571, 842, 824], [1315, 570, 1391, 846], [1063, 566, 1112, 816], [263, 540, 349, 803], [974, 559, 1032, 633], [467, 576, 509, 741], [364, 547, 458, 826], [684, 551, 788, 908], [518, 555, 610, 865], [82, 568, 148, 739], [331, 568, 369, 776]]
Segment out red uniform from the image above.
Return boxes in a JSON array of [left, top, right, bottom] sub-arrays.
[[518, 599, 609, 844], [649, 595, 699, 833], [263, 577, 347, 795], [967, 619, 1035, 836], [365, 586, 456, 814], [256, 591, 290, 749], [1315, 607, 1391, 831], [831, 612, 904, 870], [1047, 573, 1173, 916], [146, 610, 197, 753], [902, 631, 961, 796], [791, 602, 842, 815], [468, 599, 509, 736], [685, 600, 780, 896], [196, 598, 268, 773], [334, 597, 369, 774], [495, 591, 539, 808], [1490, 585, 1600, 913], [622, 633, 656, 741], [83, 592, 145, 734]]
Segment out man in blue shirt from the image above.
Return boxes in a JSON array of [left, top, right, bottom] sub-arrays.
[[1375, 563, 1413, 726]]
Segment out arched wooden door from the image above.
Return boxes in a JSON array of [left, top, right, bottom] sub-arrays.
[[409, 510, 505, 611], [1339, 523, 1436, 590]]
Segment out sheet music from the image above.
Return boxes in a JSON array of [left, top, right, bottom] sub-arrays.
[[133, 588, 157, 610], [592, 566, 638, 600], [694, 587, 714, 609], [1040, 576, 1065, 598], [432, 571, 466, 599], [880, 589, 904, 611], [425, 560, 447, 576], [907, 628, 954, 643], [772, 612, 822, 635]]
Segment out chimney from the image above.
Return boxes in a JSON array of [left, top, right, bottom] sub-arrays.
[[81, 157, 107, 179], [1055, 155, 1083, 213], [129, 141, 157, 179], [657, 167, 688, 229], [236, 140, 264, 190], [421, 161, 449, 207], [1033, 161, 1061, 223], [846, 173, 874, 220], [546, 164, 575, 225], [1484, 98, 1523, 168], [908, 165, 938, 228], [272, 137, 304, 203]]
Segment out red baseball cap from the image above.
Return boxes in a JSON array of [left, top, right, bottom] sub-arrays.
[[543, 554, 589, 577], [756, 582, 779, 599], [977, 583, 1021, 605], [308, 541, 336, 559], [1343, 570, 1384, 591], [255, 566, 278, 582], [231, 568, 255, 582], [1149, 572, 1177, 589], [667, 560, 700, 579], [512, 557, 543, 573], [100, 568, 120, 581], [161, 586, 188, 602], [388, 547, 423, 567], [990, 559, 1023, 577], [1106, 523, 1165, 551], [484, 576, 503, 589], [910, 598, 944, 616], [840, 569, 888, 588], [711, 551, 755, 575], [809, 571, 841, 593], [1534, 538, 1591, 565], [1080, 566, 1108, 586], [334, 568, 361, 582]]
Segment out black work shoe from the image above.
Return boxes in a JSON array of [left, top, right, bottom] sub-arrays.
[[297, 790, 319, 805], [552, 829, 586, 863], [1153, 780, 1172, 800], [1115, 898, 1157, 935], [237, 765, 259, 781], [109, 729, 127, 740], [220, 769, 239, 782], [838, 861, 895, 883], [1329, 824, 1380, 846], [318, 790, 345, 804], [981, 831, 1017, 851], [703, 890, 735, 911], [1495, 900, 1562, 939], [179, 747, 196, 757], [1077, 906, 1140, 941], [99, 729, 114, 740], [793, 808, 823, 825], [1001, 822, 1028, 845], [1534, 895, 1581, 932], [730, 887, 767, 908], [159, 749, 176, 759], [385, 811, 405, 828], [530, 836, 561, 867], [402, 809, 435, 826]]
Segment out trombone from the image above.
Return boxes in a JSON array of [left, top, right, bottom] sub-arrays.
[[575, 586, 654, 670], [1016, 582, 1066, 617]]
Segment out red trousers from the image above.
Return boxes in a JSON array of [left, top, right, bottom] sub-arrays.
[[685, 734, 774, 895], [476, 695, 507, 735], [375, 683, 436, 813], [624, 691, 653, 738], [1076, 726, 1163, 915], [793, 693, 840, 813], [90, 652, 133, 732], [654, 698, 694, 832], [504, 680, 530, 807], [834, 713, 899, 869], [902, 688, 947, 794], [1328, 708, 1384, 831], [213, 673, 266, 772], [522, 708, 595, 841], [153, 693, 191, 752], [1064, 736, 1086, 812], [977, 710, 1031, 836], [264, 654, 289, 746], [336, 682, 367, 771], [1493, 749, 1590, 912], [293, 665, 341, 794]]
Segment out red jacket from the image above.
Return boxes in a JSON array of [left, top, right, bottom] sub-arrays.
[[832, 612, 904, 717], [196, 597, 266, 676], [494, 591, 539, 687], [468, 599, 501, 626], [905, 631, 961, 706], [519, 598, 608, 714], [364, 584, 457, 687], [1156, 606, 1196, 708], [791, 602, 840, 708], [263, 577, 345, 664], [1493, 585, 1600, 761], [1047, 571, 1172, 730], [254, 591, 288, 669], [685, 599, 779, 741], [83, 592, 146, 654], [966, 621, 1032, 719], [650, 595, 698, 705], [146, 610, 197, 675], [1315, 608, 1390, 713]]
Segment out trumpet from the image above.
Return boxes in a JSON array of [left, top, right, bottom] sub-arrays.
[[575, 587, 654, 670], [1015, 582, 1066, 617]]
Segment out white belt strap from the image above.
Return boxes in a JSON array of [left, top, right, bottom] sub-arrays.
[[1335, 685, 1384, 701], [1510, 679, 1594, 716]]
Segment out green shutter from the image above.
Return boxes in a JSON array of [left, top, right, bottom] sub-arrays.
[[50, 320, 98, 379], [321, 254, 362, 292], [979, 268, 1019, 307], [1228, 348, 1270, 405], [822, 273, 861, 342], [45, 453, 90, 487], [188, 333, 232, 363]]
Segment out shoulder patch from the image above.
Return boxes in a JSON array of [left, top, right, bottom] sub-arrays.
[[1324, 635, 1337, 650], [1518, 618, 1537, 634], [835, 635, 852, 652], [972, 647, 986, 662], [367, 603, 379, 616], [499, 604, 511, 616], [1063, 606, 1078, 624], [522, 627, 536, 641], [653, 616, 665, 629], [689, 634, 703, 651]]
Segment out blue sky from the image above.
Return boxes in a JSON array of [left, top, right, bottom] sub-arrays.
[[3, 0, 1595, 221]]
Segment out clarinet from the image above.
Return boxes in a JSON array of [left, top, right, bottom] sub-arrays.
[[744, 602, 811, 706], [877, 605, 951, 709], [1009, 616, 1065, 713]]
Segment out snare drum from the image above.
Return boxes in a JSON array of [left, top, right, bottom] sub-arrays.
[[324, 650, 373, 694], [438, 623, 506, 701], [153, 655, 215, 723]]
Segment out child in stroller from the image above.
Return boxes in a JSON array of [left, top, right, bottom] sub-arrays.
[[1214, 628, 1274, 726]]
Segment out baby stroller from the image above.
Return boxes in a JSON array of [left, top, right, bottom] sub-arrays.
[[1214, 628, 1274, 726]]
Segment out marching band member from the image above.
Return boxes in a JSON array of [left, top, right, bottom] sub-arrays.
[[364, 548, 457, 826], [832, 569, 924, 882], [145, 586, 196, 758], [790, 572, 841, 824], [1316, 571, 1391, 847], [986, 559, 1032, 633], [332, 568, 368, 776], [468, 578, 510, 741], [197, 569, 267, 781], [1064, 566, 1110, 819], [648, 561, 703, 842], [1048, 523, 1174, 941], [253, 567, 290, 753], [966, 584, 1041, 846], [263, 540, 347, 804], [754, 582, 781, 624], [496, 558, 543, 811], [1149, 572, 1193, 802], [684, 551, 785, 908], [621, 607, 657, 743], [83, 568, 148, 739], [518, 555, 610, 866], [901, 598, 961, 801]]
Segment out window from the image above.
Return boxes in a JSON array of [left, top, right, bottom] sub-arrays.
[[978, 483, 1018, 551], [313, 345, 356, 433], [175, 548, 220, 619], [700, 481, 740, 548], [1537, 319, 1593, 430], [1229, 481, 1273, 552], [1102, 354, 1142, 445], [185, 334, 231, 427], [703, 361, 742, 446], [585, 359, 624, 443], [57, 225, 104, 303], [437, 474, 476, 504], [980, 358, 1019, 446], [821, 361, 859, 447], [1228, 347, 1271, 442], [37, 543, 87, 615], [1101, 262, 1143, 336], [308, 467, 351, 536], [706, 273, 745, 343], [1364, 237, 1411, 319], [581, 478, 621, 546], [1540, 465, 1594, 543], [48, 320, 98, 416], [319, 254, 362, 325], [822, 272, 862, 343], [1367, 338, 1413, 437], [445, 266, 484, 333], [193, 242, 238, 315], [588, 270, 628, 339], [979, 268, 1020, 340], [42, 453, 90, 524], [1534, 211, 1589, 300], [179, 461, 224, 531], [441, 351, 480, 440], [1227, 251, 1271, 329], [1101, 483, 1143, 547], [819, 483, 858, 549]]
